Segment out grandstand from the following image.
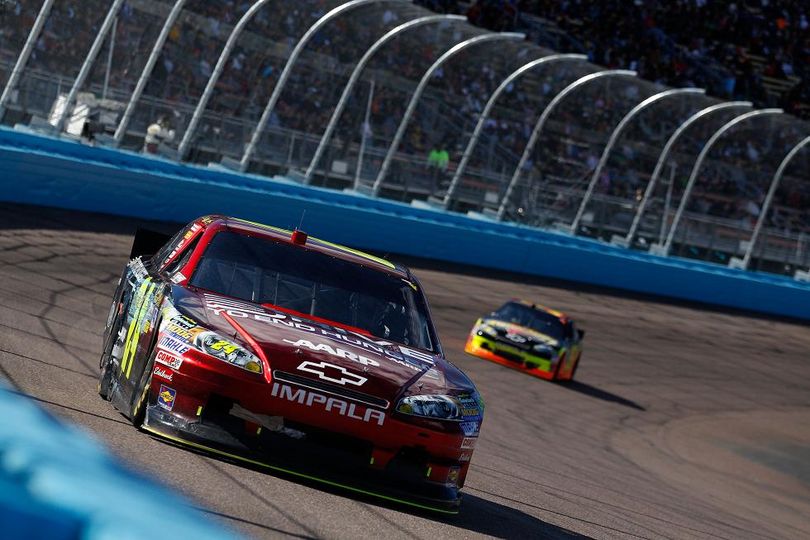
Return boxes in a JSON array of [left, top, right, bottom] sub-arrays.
[[0, 0, 808, 276]]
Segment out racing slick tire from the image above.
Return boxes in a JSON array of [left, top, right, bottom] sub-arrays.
[[98, 277, 128, 400], [129, 346, 157, 428]]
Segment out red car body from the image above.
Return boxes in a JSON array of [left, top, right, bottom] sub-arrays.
[[99, 216, 483, 513]]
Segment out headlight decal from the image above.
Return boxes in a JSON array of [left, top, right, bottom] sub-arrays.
[[396, 395, 462, 420], [194, 331, 263, 374]]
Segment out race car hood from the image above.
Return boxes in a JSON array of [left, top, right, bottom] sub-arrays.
[[481, 318, 561, 348], [171, 288, 465, 403]]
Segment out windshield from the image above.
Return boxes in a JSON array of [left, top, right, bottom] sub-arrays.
[[189, 231, 437, 351], [491, 302, 565, 341]]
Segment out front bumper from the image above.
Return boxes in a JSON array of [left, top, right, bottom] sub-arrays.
[[142, 350, 479, 513], [464, 334, 557, 381]]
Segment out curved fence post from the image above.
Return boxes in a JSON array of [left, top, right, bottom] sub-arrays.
[[371, 32, 526, 196], [239, 0, 406, 172], [659, 108, 784, 256], [0, 0, 56, 121], [738, 134, 810, 269], [113, 0, 189, 146], [623, 101, 752, 246], [304, 14, 467, 185], [442, 53, 587, 209], [568, 87, 706, 232], [497, 69, 636, 220], [53, 0, 127, 133], [176, 0, 275, 160]]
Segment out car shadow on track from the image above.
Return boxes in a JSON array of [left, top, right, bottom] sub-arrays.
[[558, 380, 645, 411], [154, 434, 586, 538], [446, 492, 588, 538]]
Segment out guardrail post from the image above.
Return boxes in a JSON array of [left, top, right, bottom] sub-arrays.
[[497, 70, 636, 220], [176, 0, 275, 160], [53, 0, 127, 133], [569, 88, 706, 232], [622, 101, 752, 247], [442, 53, 586, 209], [113, 0, 189, 146], [239, 0, 406, 171], [0, 0, 56, 121], [372, 32, 526, 196], [737, 135, 810, 269], [658, 109, 783, 256], [304, 14, 466, 185]]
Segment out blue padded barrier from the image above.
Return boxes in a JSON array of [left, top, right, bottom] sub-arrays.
[[0, 386, 236, 539], [0, 125, 808, 321]]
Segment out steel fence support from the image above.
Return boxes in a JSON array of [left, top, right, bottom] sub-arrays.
[[239, 0, 406, 171], [740, 135, 810, 268], [442, 53, 586, 208], [53, 0, 127, 133], [304, 14, 466, 185], [623, 101, 752, 246], [0, 0, 56, 120], [177, 0, 275, 159], [569, 88, 706, 232], [497, 69, 636, 220], [659, 109, 783, 256], [372, 32, 526, 195], [114, 0, 189, 146]]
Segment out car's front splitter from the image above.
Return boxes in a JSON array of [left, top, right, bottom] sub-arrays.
[[142, 406, 462, 515], [464, 335, 557, 381]]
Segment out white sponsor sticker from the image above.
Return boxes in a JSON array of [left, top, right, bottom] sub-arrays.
[[153, 366, 173, 381], [155, 348, 184, 369], [461, 437, 477, 450], [271, 383, 385, 426], [284, 339, 380, 367]]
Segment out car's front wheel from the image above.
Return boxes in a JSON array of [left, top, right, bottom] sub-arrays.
[[98, 281, 128, 400]]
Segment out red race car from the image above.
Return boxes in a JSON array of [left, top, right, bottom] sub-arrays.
[[99, 216, 483, 513]]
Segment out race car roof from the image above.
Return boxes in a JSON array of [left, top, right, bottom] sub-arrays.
[[513, 299, 570, 323], [197, 215, 409, 278]]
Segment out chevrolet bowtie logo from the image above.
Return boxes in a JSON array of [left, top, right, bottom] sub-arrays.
[[296, 361, 367, 386]]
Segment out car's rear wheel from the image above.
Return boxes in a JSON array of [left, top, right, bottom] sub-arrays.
[[129, 348, 156, 428], [98, 284, 128, 400]]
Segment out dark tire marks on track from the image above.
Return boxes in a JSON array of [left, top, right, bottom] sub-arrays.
[[1, 204, 809, 539]]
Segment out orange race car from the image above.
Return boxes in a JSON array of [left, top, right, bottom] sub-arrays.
[[464, 300, 584, 381]]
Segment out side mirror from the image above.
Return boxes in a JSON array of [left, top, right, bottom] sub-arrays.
[[577, 329, 586, 340]]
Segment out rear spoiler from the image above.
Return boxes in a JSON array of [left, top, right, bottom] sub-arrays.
[[129, 228, 171, 260]]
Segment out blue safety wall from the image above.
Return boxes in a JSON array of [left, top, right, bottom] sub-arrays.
[[1, 126, 808, 321], [0, 386, 235, 539]]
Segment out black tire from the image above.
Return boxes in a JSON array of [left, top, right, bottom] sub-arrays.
[[129, 347, 156, 428], [98, 287, 127, 400]]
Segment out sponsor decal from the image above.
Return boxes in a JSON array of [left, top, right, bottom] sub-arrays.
[[460, 421, 479, 436], [165, 321, 196, 341], [271, 382, 385, 426], [447, 467, 461, 486], [283, 339, 380, 367], [460, 437, 477, 450], [204, 293, 427, 371], [171, 272, 186, 284], [506, 333, 527, 343], [459, 394, 482, 417], [158, 334, 189, 355], [297, 361, 367, 386], [155, 349, 183, 370], [459, 452, 473, 462], [158, 385, 176, 410], [153, 366, 173, 381], [129, 257, 148, 280]]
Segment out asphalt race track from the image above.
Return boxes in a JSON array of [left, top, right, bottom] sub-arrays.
[[1, 203, 809, 539]]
